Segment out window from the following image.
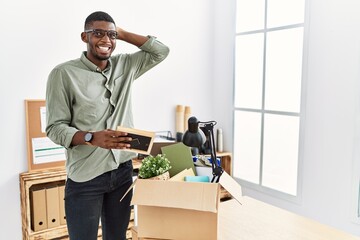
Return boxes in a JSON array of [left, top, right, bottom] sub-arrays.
[[233, 0, 305, 197], [351, 122, 360, 224]]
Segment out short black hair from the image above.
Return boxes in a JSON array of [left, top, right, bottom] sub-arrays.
[[84, 11, 115, 30]]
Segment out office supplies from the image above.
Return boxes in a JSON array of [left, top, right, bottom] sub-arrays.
[[46, 186, 60, 228], [168, 168, 195, 181], [217, 128, 223, 152], [183, 117, 223, 182], [184, 175, 209, 182], [58, 185, 66, 225], [161, 142, 195, 177], [175, 105, 185, 134], [30, 187, 48, 231], [184, 106, 191, 131]]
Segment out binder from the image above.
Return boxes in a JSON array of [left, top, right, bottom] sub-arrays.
[[46, 186, 60, 228], [30, 188, 48, 231], [58, 185, 66, 225]]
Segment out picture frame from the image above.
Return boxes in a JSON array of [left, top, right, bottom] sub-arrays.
[[116, 126, 155, 155]]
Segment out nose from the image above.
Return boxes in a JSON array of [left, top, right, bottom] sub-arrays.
[[100, 34, 111, 41]]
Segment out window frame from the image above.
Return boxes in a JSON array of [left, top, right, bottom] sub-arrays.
[[232, 0, 309, 203], [351, 113, 360, 224]]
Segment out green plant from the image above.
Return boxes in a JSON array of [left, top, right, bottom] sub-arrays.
[[138, 154, 172, 179]]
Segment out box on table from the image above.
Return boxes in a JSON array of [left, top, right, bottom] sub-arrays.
[[129, 171, 243, 240]]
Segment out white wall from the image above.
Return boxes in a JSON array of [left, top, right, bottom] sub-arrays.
[[0, 1, 214, 239], [1, 0, 360, 238], [212, 0, 360, 236]]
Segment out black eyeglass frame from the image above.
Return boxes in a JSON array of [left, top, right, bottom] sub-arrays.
[[84, 29, 118, 39]]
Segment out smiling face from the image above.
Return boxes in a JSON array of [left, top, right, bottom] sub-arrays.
[[81, 20, 117, 69]]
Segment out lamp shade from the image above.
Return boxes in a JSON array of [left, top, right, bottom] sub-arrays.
[[183, 117, 206, 147]]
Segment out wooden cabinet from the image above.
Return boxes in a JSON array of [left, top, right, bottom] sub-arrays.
[[20, 168, 69, 240], [20, 168, 134, 240], [217, 151, 232, 176]]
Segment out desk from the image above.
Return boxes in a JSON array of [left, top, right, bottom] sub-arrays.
[[219, 197, 359, 240], [132, 197, 360, 240]]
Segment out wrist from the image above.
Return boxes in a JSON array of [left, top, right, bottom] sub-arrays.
[[84, 131, 94, 146], [116, 28, 125, 41]]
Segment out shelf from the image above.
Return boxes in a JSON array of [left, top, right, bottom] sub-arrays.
[[20, 169, 67, 240], [20, 168, 135, 240]]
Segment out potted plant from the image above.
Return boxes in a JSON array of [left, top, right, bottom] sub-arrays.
[[138, 154, 172, 180]]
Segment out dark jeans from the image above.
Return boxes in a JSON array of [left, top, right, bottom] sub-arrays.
[[65, 160, 133, 240]]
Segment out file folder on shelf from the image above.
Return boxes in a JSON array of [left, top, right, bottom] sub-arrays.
[[46, 186, 60, 228], [58, 185, 66, 225], [30, 188, 48, 231]]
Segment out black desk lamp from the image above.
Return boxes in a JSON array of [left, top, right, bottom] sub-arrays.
[[182, 116, 224, 183]]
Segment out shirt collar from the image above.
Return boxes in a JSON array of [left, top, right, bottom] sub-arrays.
[[80, 51, 111, 73]]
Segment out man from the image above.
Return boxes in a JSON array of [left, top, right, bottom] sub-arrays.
[[46, 11, 169, 240]]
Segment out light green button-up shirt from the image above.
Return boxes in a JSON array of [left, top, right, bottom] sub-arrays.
[[46, 36, 169, 182]]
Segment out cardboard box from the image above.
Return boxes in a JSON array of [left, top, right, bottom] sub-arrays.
[[130, 172, 243, 240]]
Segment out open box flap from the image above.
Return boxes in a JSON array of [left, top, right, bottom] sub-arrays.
[[219, 171, 243, 205], [131, 179, 220, 213]]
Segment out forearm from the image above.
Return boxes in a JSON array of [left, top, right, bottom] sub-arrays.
[[71, 129, 132, 149], [117, 27, 149, 48], [46, 122, 78, 149], [71, 131, 88, 146]]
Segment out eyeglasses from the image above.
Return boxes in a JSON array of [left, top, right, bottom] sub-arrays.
[[84, 29, 118, 40]]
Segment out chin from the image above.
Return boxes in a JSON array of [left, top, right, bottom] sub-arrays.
[[96, 54, 111, 61]]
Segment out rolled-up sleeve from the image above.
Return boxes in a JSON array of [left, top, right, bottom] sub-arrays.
[[140, 36, 170, 61], [46, 68, 78, 149], [131, 36, 170, 79]]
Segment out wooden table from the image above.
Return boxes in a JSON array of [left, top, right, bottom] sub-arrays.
[[132, 197, 359, 240], [219, 197, 359, 240]]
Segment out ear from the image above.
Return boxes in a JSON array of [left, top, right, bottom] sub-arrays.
[[81, 32, 88, 43]]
